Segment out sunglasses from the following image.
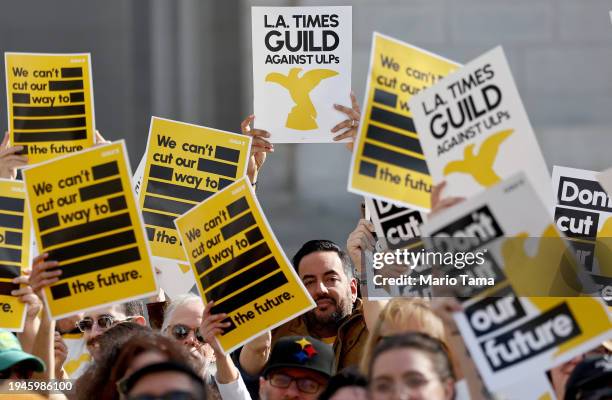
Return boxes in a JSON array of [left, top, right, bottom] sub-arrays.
[[76, 315, 118, 332], [168, 324, 205, 344]]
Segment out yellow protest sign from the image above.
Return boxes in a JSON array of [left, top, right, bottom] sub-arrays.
[[139, 117, 251, 261], [22, 141, 157, 318], [175, 177, 314, 353], [5, 53, 95, 164], [0, 179, 31, 331], [348, 33, 459, 211]]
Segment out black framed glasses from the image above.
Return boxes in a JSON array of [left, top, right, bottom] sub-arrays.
[[168, 324, 205, 344], [76, 315, 117, 332], [268, 372, 323, 394]]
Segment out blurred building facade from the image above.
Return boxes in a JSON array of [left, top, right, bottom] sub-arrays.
[[1, 0, 611, 255]]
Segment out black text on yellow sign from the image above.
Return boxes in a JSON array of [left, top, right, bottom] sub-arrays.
[[139, 117, 252, 261], [0, 179, 31, 331], [348, 33, 459, 211], [4, 53, 96, 164], [175, 177, 314, 354], [22, 141, 157, 318]]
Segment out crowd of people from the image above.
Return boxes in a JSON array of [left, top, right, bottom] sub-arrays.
[[0, 93, 610, 400]]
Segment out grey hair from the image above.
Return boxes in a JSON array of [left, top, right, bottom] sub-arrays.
[[161, 293, 203, 333]]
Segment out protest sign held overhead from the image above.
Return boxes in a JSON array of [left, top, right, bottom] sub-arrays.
[[5, 53, 95, 164], [366, 197, 424, 251], [0, 180, 31, 331], [364, 197, 430, 299], [175, 177, 315, 354], [252, 6, 351, 143], [552, 166, 612, 303], [61, 332, 91, 379], [420, 173, 612, 390], [410, 47, 552, 209], [139, 117, 251, 261], [348, 33, 459, 210], [22, 141, 157, 319]]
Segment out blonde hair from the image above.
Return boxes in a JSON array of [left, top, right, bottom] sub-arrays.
[[360, 297, 447, 375]]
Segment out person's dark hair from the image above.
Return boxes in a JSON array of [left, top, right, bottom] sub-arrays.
[[120, 300, 145, 317], [368, 332, 455, 383], [292, 240, 353, 279], [318, 366, 367, 400], [110, 334, 203, 399], [119, 361, 206, 399], [77, 332, 195, 400], [76, 322, 151, 400]]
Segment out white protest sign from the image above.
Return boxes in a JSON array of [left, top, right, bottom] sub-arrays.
[[421, 173, 612, 390], [553, 166, 612, 304], [252, 6, 351, 143], [410, 47, 551, 209]]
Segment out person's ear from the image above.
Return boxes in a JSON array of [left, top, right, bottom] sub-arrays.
[[443, 378, 455, 400], [259, 377, 267, 398], [130, 316, 146, 326], [350, 277, 358, 302]]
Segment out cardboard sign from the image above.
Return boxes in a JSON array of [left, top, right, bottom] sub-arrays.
[[5, 53, 95, 164], [175, 177, 315, 353], [421, 173, 612, 390], [366, 197, 424, 250], [348, 33, 459, 210], [61, 332, 91, 379], [364, 197, 430, 298], [252, 6, 352, 143], [552, 166, 612, 302], [410, 47, 552, 210], [0, 180, 31, 331], [139, 117, 251, 261], [22, 141, 157, 318]]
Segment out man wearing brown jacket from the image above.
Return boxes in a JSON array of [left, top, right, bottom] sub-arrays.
[[239, 219, 385, 375]]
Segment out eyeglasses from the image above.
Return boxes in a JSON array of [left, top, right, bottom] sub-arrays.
[[168, 324, 205, 344], [76, 315, 118, 332], [126, 390, 198, 400], [268, 372, 323, 394]]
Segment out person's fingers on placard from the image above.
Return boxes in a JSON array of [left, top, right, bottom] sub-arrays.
[[430, 197, 465, 218], [348, 226, 373, 253], [94, 130, 109, 145], [54, 332, 69, 367], [0, 144, 26, 157], [250, 127, 271, 139], [11, 276, 42, 317], [252, 137, 274, 152], [29, 253, 61, 291], [334, 103, 360, 121], [201, 301, 230, 352], [0, 147, 28, 179], [359, 219, 377, 247], [241, 114, 255, 134], [350, 91, 361, 114], [331, 119, 355, 134], [430, 181, 446, 210]]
